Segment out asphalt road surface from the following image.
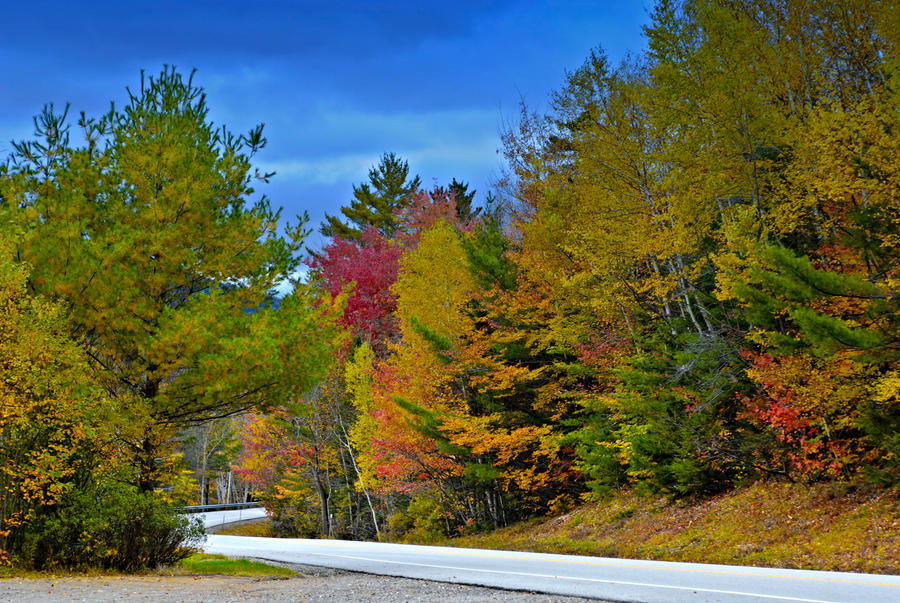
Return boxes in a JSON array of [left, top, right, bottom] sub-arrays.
[[195, 507, 268, 530], [203, 535, 900, 602]]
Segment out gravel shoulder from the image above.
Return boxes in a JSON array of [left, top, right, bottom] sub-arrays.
[[0, 561, 602, 602]]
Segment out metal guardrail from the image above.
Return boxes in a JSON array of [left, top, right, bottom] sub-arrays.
[[181, 502, 262, 513]]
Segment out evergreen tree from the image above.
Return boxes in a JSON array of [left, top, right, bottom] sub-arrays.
[[433, 177, 479, 223], [320, 152, 421, 239], [1, 67, 344, 491]]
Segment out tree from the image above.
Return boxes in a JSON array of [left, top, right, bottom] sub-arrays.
[[179, 418, 241, 505], [448, 178, 478, 223], [343, 221, 475, 528], [430, 178, 479, 223], [0, 242, 203, 569], [0, 244, 113, 564], [320, 152, 421, 240], [306, 226, 403, 356], [1, 67, 344, 490], [233, 369, 381, 539]]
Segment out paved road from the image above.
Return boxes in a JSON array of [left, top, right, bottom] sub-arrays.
[[195, 507, 268, 530], [203, 535, 900, 602]]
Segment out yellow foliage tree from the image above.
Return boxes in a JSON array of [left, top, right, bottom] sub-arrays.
[[0, 244, 117, 564]]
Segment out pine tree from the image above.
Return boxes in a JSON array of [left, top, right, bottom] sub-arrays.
[[447, 178, 477, 222], [320, 152, 421, 239], [430, 178, 480, 223], [1, 67, 344, 490]]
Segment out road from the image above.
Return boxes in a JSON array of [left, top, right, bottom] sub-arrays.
[[195, 507, 268, 530], [203, 535, 900, 602]]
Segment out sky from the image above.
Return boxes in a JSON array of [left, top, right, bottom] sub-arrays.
[[1, 1, 649, 251]]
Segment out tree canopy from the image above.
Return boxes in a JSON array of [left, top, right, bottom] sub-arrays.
[[1, 67, 344, 490], [320, 151, 421, 240]]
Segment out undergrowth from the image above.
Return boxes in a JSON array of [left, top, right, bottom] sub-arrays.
[[439, 482, 899, 574], [175, 553, 295, 576], [213, 519, 273, 537], [0, 552, 294, 579]]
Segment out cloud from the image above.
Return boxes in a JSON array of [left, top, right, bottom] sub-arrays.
[[2, 0, 649, 250], [320, 106, 497, 145], [256, 105, 500, 187], [259, 154, 376, 185]]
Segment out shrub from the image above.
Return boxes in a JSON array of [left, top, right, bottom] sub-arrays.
[[387, 494, 447, 542], [17, 485, 204, 571]]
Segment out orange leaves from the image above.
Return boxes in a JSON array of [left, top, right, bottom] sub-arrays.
[[741, 350, 870, 479], [438, 411, 577, 513], [232, 413, 292, 490]]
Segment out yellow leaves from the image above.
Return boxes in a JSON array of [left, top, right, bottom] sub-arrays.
[[772, 94, 900, 245], [155, 455, 198, 505], [871, 372, 900, 405], [345, 342, 375, 412], [384, 220, 477, 414], [392, 220, 475, 350], [343, 344, 383, 491], [1, 250, 121, 546]]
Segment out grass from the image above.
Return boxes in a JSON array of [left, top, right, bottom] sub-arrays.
[[213, 518, 273, 537], [436, 482, 900, 574], [0, 553, 296, 579], [175, 553, 295, 576], [0, 566, 118, 579]]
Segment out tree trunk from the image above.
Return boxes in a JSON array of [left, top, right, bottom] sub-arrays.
[[137, 437, 158, 493], [315, 478, 331, 537]]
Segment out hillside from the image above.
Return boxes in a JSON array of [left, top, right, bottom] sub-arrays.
[[439, 483, 900, 575]]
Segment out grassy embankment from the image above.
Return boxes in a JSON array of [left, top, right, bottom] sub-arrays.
[[175, 553, 295, 576], [213, 518, 273, 537], [0, 553, 294, 579], [437, 482, 899, 574], [198, 482, 900, 574]]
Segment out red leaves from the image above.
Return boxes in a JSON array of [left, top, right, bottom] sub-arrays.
[[232, 413, 304, 490], [740, 351, 866, 479], [307, 226, 403, 354]]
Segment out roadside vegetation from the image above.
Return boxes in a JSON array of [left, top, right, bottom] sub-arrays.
[[0, 553, 294, 579], [0, 69, 343, 570], [442, 483, 900, 574], [234, 0, 899, 563], [215, 521, 275, 538], [175, 553, 296, 577]]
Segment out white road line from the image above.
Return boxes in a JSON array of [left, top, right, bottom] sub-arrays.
[[417, 548, 897, 587]]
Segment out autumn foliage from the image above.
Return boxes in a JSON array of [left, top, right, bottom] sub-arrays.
[[235, 0, 900, 543], [307, 226, 403, 354], [2, 0, 897, 566], [0, 69, 340, 568]]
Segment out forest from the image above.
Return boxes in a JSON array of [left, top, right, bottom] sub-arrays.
[[1, 0, 898, 569]]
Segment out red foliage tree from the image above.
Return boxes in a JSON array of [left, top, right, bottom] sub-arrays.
[[307, 226, 403, 355], [394, 186, 476, 247]]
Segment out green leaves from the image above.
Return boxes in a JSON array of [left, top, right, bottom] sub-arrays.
[[320, 152, 421, 240], [2, 67, 343, 494], [0, 246, 123, 567]]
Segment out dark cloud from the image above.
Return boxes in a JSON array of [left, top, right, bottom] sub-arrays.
[[3, 1, 514, 64], [2, 0, 648, 242]]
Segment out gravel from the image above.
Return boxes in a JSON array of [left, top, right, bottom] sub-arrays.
[[0, 562, 604, 602]]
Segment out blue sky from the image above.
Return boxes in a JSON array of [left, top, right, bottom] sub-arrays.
[[2, 1, 649, 249]]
